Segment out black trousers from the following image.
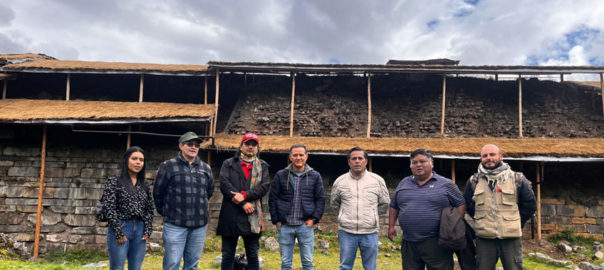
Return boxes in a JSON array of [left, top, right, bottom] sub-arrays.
[[454, 228, 477, 270], [221, 234, 261, 270], [402, 238, 454, 270]]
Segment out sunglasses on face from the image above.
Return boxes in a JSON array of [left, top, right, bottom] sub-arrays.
[[244, 141, 258, 147], [184, 141, 201, 148]]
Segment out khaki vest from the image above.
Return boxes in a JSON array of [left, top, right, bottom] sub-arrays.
[[469, 169, 522, 239]]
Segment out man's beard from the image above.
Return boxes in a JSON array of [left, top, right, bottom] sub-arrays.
[[483, 161, 502, 170]]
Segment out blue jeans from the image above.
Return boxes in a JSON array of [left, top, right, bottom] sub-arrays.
[[338, 230, 378, 270], [277, 224, 315, 270], [221, 234, 260, 270], [106, 220, 146, 270], [162, 222, 207, 270]]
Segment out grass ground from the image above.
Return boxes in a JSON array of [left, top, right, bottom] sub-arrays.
[[0, 232, 587, 270]]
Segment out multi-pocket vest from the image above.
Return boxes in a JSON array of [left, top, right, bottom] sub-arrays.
[[469, 169, 522, 239]]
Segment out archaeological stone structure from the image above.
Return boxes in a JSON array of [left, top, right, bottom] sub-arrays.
[[1, 54, 603, 256]]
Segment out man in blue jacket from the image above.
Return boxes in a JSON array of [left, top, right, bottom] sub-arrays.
[[269, 144, 326, 270]]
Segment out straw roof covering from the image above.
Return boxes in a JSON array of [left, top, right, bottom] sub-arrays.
[[2, 60, 209, 75], [0, 99, 215, 123], [0, 53, 54, 61], [204, 133, 604, 158], [208, 61, 604, 75]]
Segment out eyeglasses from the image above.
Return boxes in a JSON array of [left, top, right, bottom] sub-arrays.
[[184, 141, 201, 148], [244, 141, 258, 147]]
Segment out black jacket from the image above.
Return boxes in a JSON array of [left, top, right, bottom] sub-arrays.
[[216, 155, 271, 236], [269, 166, 325, 225]]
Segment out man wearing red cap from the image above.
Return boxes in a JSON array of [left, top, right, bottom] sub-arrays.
[[217, 132, 271, 270]]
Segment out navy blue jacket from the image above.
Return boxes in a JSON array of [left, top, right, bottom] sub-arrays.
[[269, 166, 325, 225]]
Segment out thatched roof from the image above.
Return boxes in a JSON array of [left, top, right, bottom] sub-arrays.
[[2, 60, 209, 75], [0, 99, 215, 124], [386, 59, 460, 66], [208, 61, 604, 75], [204, 133, 604, 158], [0, 53, 55, 61]]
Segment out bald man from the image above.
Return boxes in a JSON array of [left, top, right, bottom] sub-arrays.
[[463, 144, 536, 270]]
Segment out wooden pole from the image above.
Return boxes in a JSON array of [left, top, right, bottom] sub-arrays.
[[207, 151, 212, 166], [495, 74, 498, 81], [2, 79, 6, 99], [213, 70, 220, 135], [440, 74, 447, 136], [600, 73, 603, 118], [139, 74, 144, 102], [65, 73, 71, 100], [451, 159, 456, 183], [560, 74, 564, 82], [368, 157, 373, 172], [33, 125, 47, 259], [204, 75, 208, 104], [289, 72, 296, 137], [536, 162, 542, 240], [367, 73, 372, 138], [518, 75, 523, 137], [126, 125, 132, 149]]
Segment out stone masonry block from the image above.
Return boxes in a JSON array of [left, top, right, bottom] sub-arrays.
[[572, 217, 597, 225], [54, 188, 102, 200], [0, 160, 15, 166], [45, 167, 80, 178], [3, 146, 40, 156], [26, 211, 62, 226], [541, 204, 556, 216], [8, 167, 39, 177], [556, 205, 586, 217], [46, 233, 68, 243], [80, 168, 106, 179], [64, 214, 96, 227], [588, 225, 604, 234], [586, 206, 604, 218], [72, 227, 95, 235]]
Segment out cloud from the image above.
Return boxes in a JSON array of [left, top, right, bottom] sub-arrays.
[[0, 0, 603, 68]]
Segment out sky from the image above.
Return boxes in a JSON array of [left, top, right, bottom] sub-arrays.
[[1, 0, 604, 69]]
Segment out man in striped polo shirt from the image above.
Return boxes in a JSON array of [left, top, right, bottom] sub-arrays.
[[388, 149, 466, 270]]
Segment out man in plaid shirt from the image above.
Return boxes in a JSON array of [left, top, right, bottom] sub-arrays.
[[153, 131, 214, 270]]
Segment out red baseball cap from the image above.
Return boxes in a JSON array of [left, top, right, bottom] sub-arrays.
[[241, 132, 259, 144]]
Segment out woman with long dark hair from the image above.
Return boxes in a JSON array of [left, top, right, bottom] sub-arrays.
[[102, 146, 154, 270]]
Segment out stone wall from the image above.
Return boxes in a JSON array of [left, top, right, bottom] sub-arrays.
[[540, 198, 604, 238], [2, 140, 603, 256], [223, 74, 603, 137]]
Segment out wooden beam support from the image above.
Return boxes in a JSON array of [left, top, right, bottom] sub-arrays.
[[207, 151, 212, 166], [204, 75, 208, 104], [139, 74, 144, 102], [126, 125, 132, 149], [33, 125, 47, 259], [601, 73, 603, 118], [440, 74, 447, 136], [518, 75, 523, 137], [495, 74, 498, 81], [451, 159, 456, 183], [367, 73, 372, 138], [65, 73, 71, 100], [289, 72, 296, 137], [213, 70, 220, 135], [560, 74, 564, 82], [368, 156, 373, 172], [536, 162, 542, 240], [2, 79, 6, 99]]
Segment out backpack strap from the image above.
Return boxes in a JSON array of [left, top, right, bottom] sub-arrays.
[[470, 173, 479, 192]]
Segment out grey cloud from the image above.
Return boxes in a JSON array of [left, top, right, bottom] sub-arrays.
[[0, 4, 15, 26]]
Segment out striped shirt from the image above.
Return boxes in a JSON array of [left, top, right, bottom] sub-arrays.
[[389, 172, 465, 242]]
